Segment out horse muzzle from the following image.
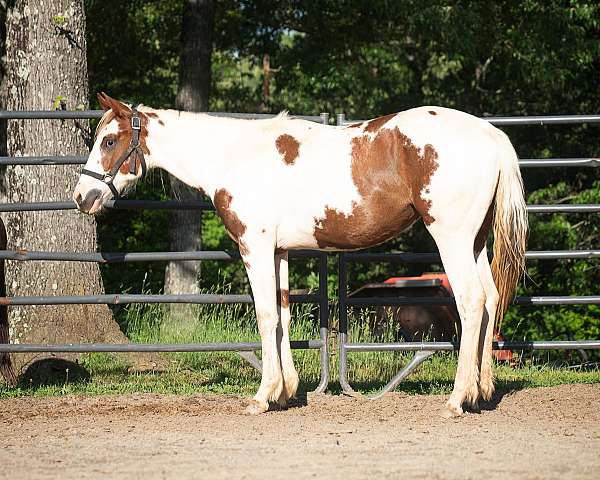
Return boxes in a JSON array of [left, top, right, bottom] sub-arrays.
[[73, 187, 103, 215]]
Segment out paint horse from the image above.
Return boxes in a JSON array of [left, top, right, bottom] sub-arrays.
[[74, 93, 527, 417]]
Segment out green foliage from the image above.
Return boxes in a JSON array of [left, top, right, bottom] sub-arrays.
[[84, 0, 600, 348]]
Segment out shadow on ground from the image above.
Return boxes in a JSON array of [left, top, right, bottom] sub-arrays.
[[18, 358, 91, 388]]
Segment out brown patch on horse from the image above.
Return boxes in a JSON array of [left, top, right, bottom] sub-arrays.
[[363, 113, 396, 133], [346, 122, 363, 129], [276, 134, 300, 165], [428, 110, 437, 116], [213, 188, 249, 256], [314, 128, 439, 249], [96, 94, 152, 176], [277, 289, 290, 308], [146, 111, 165, 126], [99, 114, 151, 175]]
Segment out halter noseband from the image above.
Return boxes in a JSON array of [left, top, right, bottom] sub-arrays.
[[81, 107, 147, 198]]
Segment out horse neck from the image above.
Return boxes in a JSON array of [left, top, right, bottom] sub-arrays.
[[145, 110, 241, 196]]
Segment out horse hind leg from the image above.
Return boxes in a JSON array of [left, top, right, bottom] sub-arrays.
[[431, 232, 486, 417], [476, 245, 499, 401]]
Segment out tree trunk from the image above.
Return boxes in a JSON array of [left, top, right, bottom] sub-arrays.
[[0, 0, 17, 384], [164, 0, 215, 325], [3, 0, 129, 372]]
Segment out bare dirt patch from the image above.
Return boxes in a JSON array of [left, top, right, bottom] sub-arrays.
[[1, 383, 599, 479]]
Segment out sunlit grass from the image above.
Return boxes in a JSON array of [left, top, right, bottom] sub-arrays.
[[1, 300, 599, 399]]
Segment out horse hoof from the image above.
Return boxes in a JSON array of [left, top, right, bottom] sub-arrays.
[[245, 399, 268, 415], [442, 401, 463, 418]]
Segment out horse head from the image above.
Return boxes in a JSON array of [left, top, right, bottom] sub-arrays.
[[73, 92, 150, 214]]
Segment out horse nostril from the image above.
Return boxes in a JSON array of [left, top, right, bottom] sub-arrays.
[[77, 189, 102, 213]]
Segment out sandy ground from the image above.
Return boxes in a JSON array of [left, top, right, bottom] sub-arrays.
[[1, 383, 599, 480]]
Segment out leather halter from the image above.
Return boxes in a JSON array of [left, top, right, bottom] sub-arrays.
[[81, 107, 147, 198]]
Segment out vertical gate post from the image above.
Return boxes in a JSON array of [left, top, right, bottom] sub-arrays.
[[314, 252, 330, 393], [338, 253, 356, 394]]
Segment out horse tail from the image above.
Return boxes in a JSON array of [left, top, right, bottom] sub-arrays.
[[491, 135, 528, 329], [0, 218, 17, 385]]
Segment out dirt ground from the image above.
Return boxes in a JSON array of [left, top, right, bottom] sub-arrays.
[[1, 383, 599, 480]]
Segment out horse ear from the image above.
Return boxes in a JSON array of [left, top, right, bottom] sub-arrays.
[[97, 92, 130, 117]]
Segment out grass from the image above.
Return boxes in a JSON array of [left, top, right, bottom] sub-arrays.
[[1, 301, 599, 399]]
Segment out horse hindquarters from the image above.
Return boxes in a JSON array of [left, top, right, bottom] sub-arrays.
[[423, 128, 526, 416]]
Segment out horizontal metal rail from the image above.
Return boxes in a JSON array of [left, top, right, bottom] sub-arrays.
[[0, 340, 323, 353], [527, 204, 600, 213], [0, 293, 319, 306], [0, 251, 241, 262], [0, 110, 328, 124], [2, 201, 596, 213], [1, 293, 593, 307], [0, 110, 104, 119], [484, 115, 600, 126], [2, 156, 598, 168], [0, 249, 323, 262], [337, 113, 600, 127], [0, 249, 596, 264], [345, 296, 600, 307], [343, 340, 600, 352], [1, 339, 596, 354], [0, 200, 215, 212], [519, 158, 599, 167], [0, 156, 87, 165], [4, 111, 600, 125], [341, 250, 600, 263]]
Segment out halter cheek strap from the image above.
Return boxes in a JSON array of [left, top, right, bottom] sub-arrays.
[[81, 107, 147, 198]]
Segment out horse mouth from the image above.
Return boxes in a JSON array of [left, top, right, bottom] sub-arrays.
[[87, 198, 105, 215], [73, 188, 104, 215]]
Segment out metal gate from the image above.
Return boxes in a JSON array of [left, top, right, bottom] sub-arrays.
[[0, 109, 599, 396]]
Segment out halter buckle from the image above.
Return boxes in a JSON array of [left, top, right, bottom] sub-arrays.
[[131, 116, 141, 130]]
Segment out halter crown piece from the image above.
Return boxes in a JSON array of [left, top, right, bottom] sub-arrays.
[[81, 106, 147, 198]]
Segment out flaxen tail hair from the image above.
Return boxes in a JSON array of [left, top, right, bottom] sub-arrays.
[[491, 137, 528, 329]]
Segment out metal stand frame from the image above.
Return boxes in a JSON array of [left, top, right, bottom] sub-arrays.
[[338, 250, 600, 399], [337, 253, 433, 399]]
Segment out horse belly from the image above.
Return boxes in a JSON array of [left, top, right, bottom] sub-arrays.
[[313, 200, 419, 250]]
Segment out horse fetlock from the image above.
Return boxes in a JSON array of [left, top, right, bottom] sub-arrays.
[[465, 381, 480, 408], [266, 375, 285, 404], [277, 368, 299, 405], [479, 371, 495, 401]]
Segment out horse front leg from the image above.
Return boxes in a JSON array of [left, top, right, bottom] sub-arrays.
[[242, 239, 284, 415], [275, 251, 299, 406]]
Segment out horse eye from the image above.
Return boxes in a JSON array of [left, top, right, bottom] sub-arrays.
[[106, 139, 115, 148]]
